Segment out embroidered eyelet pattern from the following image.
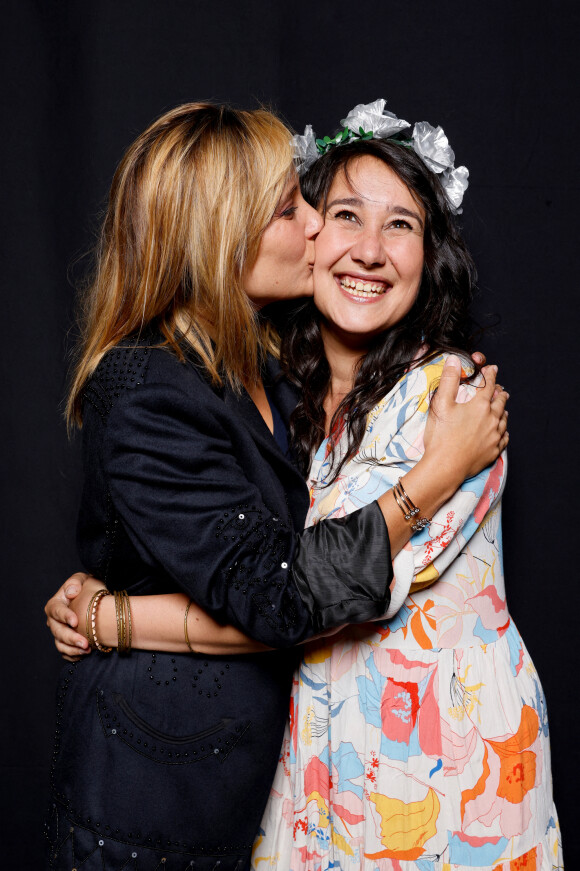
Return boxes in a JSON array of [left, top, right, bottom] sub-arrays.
[[49, 665, 75, 807], [215, 505, 300, 633], [96, 688, 248, 766], [82, 341, 152, 580], [47, 670, 252, 868], [95, 488, 120, 582], [144, 652, 233, 701], [83, 343, 152, 424], [45, 801, 251, 869]]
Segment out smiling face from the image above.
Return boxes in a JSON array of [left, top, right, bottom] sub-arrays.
[[313, 155, 425, 351], [244, 174, 323, 308]]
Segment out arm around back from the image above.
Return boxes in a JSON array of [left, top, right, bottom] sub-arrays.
[[87, 342, 392, 647]]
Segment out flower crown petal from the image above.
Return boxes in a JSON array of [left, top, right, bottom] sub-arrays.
[[412, 122, 455, 173], [341, 98, 410, 138], [441, 165, 469, 214], [296, 99, 468, 213], [292, 124, 319, 172]]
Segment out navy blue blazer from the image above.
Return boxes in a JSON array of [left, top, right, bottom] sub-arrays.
[[46, 333, 392, 871]]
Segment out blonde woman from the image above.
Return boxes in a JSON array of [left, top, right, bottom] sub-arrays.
[[44, 103, 507, 871]]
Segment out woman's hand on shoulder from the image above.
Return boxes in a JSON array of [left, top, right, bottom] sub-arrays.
[[44, 572, 101, 662], [424, 355, 509, 488]]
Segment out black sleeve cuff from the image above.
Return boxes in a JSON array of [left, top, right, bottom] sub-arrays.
[[291, 502, 392, 634]]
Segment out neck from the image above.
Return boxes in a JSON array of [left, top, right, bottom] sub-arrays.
[[320, 320, 369, 425]]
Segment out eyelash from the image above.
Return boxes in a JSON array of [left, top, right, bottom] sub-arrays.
[[278, 206, 297, 219], [333, 209, 358, 223], [332, 210, 414, 230]]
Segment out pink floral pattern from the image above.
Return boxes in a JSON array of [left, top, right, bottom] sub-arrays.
[[252, 356, 562, 870]]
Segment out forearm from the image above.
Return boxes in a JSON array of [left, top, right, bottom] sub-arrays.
[[74, 592, 269, 655], [376, 452, 459, 556], [377, 358, 508, 556], [57, 453, 472, 655]]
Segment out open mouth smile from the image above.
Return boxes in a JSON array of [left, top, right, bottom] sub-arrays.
[[337, 274, 391, 301]]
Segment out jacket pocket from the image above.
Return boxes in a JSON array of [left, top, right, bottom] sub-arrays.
[[97, 688, 250, 765]]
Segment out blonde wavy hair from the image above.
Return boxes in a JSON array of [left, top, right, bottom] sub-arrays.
[[66, 102, 295, 427]]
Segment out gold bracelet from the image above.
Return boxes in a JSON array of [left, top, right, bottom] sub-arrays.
[[114, 590, 132, 654], [114, 590, 124, 652], [184, 599, 197, 654], [392, 479, 430, 533], [124, 591, 132, 654], [86, 589, 113, 653]]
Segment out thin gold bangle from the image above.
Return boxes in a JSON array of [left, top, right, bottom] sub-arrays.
[[114, 590, 132, 654], [396, 479, 419, 517], [392, 484, 411, 520], [392, 479, 430, 533], [124, 591, 132, 654], [184, 599, 196, 654], [114, 590, 124, 653]]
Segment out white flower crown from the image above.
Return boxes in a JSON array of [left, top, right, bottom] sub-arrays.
[[292, 98, 469, 214]]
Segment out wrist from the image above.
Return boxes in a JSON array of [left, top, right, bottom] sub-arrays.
[[411, 452, 461, 507]]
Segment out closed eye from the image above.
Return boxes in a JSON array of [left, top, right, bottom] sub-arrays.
[[278, 205, 298, 219]]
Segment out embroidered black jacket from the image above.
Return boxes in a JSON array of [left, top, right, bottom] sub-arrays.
[[47, 332, 392, 871]]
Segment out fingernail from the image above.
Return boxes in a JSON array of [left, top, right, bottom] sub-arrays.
[[445, 355, 460, 370], [65, 586, 76, 597], [77, 640, 87, 649], [504, 392, 510, 398]]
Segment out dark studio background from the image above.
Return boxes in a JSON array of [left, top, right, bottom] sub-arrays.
[[1, 0, 578, 865]]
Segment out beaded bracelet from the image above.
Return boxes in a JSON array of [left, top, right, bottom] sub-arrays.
[[85, 589, 113, 653], [392, 479, 430, 533]]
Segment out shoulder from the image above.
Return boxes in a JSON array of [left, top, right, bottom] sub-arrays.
[[365, 352, 472, 440], [404, 351, 473, 395], [392, 351, 474, 409], [83, 330, 213, 424]]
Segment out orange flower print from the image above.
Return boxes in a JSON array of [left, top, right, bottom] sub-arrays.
[[493, 846, 537, 870], [488, 705, 539, 805]]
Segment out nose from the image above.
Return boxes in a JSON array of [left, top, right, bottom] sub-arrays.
[[304, 201, 323, 239], [350, 227, 387, 268]]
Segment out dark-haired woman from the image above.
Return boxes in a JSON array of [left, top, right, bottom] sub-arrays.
[[252, 111, 561, 869]]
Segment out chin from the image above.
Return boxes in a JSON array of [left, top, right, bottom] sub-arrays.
[[338, 319, 385, 336]]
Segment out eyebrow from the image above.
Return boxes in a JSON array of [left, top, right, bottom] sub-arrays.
[[271, 184, 298, 221], [326, 196, 424, 229], [280, 184, 298, 204]]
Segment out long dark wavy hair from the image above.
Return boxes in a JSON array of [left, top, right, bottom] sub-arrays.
[[282, 137, 479, 481]]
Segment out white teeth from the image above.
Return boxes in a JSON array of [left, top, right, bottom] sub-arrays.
[[339, 276, 388, 298]]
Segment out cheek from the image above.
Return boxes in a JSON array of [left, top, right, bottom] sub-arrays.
[[314, 224, 344, 264], [312, 267, 335, 313], [391, 240, 424, 283], [281, 226, 305, 268], [295, 229, 307, 260]]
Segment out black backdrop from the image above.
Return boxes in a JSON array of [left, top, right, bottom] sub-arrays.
[[2, 1, 578, 865]]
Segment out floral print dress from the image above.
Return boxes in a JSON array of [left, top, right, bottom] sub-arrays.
[[252, 355, 562, 871]]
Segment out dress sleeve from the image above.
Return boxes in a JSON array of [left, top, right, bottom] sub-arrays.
[[385, 360, 507, 618], [103, 382, 392, 646]]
